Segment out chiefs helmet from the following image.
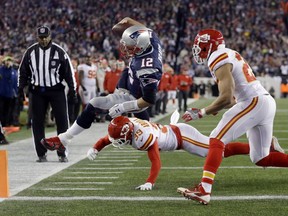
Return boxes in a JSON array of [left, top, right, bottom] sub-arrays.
[[108, 116, 134, 148], [192, 29, 225, 64], [120, 25, 151, 58]]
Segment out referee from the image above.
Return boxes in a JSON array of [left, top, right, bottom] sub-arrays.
[[18, 25, 77, 162]]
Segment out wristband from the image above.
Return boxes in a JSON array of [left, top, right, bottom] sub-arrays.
[[200, 108, 206, 116]]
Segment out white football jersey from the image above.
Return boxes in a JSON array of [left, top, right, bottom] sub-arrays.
[[129, 118, 178, 151], [208, 47, 268, 102], [77, 63, 97, 87]]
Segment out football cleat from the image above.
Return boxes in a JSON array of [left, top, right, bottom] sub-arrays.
[[177, 184, 211, 205], [270, 136, 285, 153], [41, 137, 66, 152]]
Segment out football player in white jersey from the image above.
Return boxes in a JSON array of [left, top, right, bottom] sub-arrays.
[[86, 113, 283, 191], [177, 29, 288, 205], [78, 57, 97, 109]]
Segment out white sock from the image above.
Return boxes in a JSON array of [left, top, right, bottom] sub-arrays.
[[201, 182, 212, 193], [58, 122, 85, 146]]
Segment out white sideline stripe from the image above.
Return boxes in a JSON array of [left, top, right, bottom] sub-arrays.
[[101, 151, 143, 154], [63, 177, 119, 179], [8, 195, 288, 201], [91, 160, 138, 162], [67, 166, 280, 170], [67, 171, 123, 174], [37, 188, 105, 191], [86, 163, 135, 166], [98, 156, 141, 159], [54, 182, 113, 185]]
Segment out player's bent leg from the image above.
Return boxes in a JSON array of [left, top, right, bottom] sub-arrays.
[[255, 152, 288, 167]]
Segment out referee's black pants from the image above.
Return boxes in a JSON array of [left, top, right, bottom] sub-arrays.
[[31, 88, 69, 157]]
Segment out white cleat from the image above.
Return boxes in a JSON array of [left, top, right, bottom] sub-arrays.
[[177, 184, 211, 205]]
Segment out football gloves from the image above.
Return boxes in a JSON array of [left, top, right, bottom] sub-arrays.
[[109, 104, 125, 118], [135, 182, 153, 191], [87, 148, 98, 161], [182, 108, 206, 122], [109, 100, 139, 118]]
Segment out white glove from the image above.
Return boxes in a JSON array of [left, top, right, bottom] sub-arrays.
[[87, 148, 98, 161], [109, 104, 125, 118], [182, 108, 206, 122], [135, 182, 153, 191]]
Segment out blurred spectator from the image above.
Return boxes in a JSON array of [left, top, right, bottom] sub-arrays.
[[0, 121, 9, 145], [103, 60, 122, 95], [0, 56, 18, 127], [281, 79, 288, 98], [0, 0, 286, 79], [96, 58, 110, 94], [177, 65, 192, 112], [198, 81, 206, 98], [158, 63, 173, 114], [167, 66, 178, 107], [78, 56, 97, 110]]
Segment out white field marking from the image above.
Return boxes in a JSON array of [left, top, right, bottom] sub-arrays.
[[65, 166, 282, 170], [86, 163, 135, 166], [66, 171, 123, 174], [98, 156, 141, 159], [37, 188, 105, 191], [63, 177, 119, 179], [53, 182, 113, 185], [7, 195, 288, 201], [101, 151, 143, 154], [90, 159, 138, 162]]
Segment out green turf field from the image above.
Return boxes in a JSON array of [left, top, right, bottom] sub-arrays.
[[1, 99, 288, 216]]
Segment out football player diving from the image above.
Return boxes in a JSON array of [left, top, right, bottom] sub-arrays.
[[41, 17, 163, 152], [86, 110, 284, 191]]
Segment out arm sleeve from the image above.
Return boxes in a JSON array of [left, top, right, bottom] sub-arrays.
[[146, 140, 161, 184], [18, 51, 31, 89], [93, 135, 111, 151], [62, 52, 76, 91]]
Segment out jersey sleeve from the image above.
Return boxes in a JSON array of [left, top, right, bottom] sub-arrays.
[[208, 50, 230, 73], [146, 140, 161, 184]]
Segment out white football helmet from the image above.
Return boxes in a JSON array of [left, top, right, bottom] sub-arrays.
[[120, 25, 151, 58]]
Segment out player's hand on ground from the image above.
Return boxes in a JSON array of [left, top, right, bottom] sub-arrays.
[[87, 148, 98, 160], [109, 104, 125, 118], [135, 182, 153, 191], [182, 108, 205, 122]]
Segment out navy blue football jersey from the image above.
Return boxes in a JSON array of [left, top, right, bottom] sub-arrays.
[[125, 30, 163, 100]]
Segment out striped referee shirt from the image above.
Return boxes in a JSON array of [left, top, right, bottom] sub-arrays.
[[18, 41, 76, 91]]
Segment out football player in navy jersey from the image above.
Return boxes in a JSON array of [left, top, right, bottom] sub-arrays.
[[41, 17, 163, 152]]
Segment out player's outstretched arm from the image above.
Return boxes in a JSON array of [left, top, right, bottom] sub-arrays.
[[135, 141, 161, 190], [112, 17, 146, 37], [87, 135, 111, 160]]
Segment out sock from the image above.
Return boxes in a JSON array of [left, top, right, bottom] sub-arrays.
[[66, 121, 85, 137], [224, 142, 249, 157], [256, 152, 288, 167], [201, 138, 225, 192]]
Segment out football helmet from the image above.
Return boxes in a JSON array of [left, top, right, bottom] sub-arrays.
[[108, 116, 134, 148], [120, 25, 151, 58], [192, 29, 225, 64]]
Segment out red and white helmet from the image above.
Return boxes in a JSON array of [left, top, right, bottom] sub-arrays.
[[108, 116, 134, 148], [120, 25, 151, 59], [192, 29, 225, 64]]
